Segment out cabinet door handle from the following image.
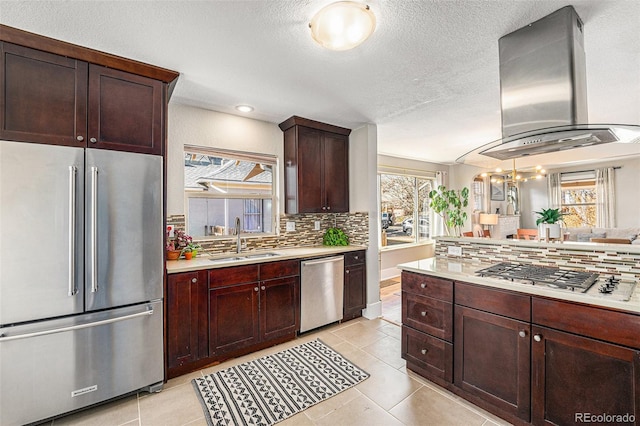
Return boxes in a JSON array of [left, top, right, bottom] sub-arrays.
[[533, 334, 542, 342], [191, 278, 197, 283], [346, 270, 350, 274], [519, 330, 526, 338], [420, 283, 427, 288], [261, 286, 266, 290], [254, 287, 259, 292], [76, 135, 84, 141], [421, 349, 428, 355], [327, 206, 331, 210], [90, 137, 97, 143], [421, 311, 427, 317], [354, 255, 359, 260], [322, 206, 327, 210]]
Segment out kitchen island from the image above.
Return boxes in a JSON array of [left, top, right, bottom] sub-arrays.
[[398, 238, 640, 426]]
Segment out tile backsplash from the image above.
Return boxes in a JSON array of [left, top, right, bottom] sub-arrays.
[[167, 212, 369, 254], [435, 237, 640, 279]]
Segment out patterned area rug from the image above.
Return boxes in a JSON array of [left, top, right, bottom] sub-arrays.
[[192, 339, 369, 426]]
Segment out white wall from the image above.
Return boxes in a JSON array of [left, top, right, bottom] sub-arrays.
[[167, 102, 283, 215], [351, 124, 381, 318]]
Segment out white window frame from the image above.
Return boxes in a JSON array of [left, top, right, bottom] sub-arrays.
[[377, 165, 437, 249], [184, 145, 279, 240]]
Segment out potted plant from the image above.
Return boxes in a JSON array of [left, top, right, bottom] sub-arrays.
[[428, 185, 469, 236], [535, 208, 564, 240], [166, 229, 196, 260], [323, 227, 349, 246]]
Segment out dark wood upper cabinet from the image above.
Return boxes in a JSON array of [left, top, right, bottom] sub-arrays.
[[1, 25, 178, 155], [88, 65, 163, 155], [0, 42, 87, 147], [280, 116, 350, 214]]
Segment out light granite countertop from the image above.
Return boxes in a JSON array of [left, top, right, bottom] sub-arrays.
[[398, 257, 640, 314], [166, 245, 367, 274]]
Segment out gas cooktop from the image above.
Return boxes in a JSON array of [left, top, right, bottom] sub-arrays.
[[475, 262, 636, 301]]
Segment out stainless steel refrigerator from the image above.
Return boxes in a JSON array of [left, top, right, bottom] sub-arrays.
[[0, 140, 164, 426]]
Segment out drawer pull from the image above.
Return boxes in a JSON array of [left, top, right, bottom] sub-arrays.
[[254, 287, 259, 292], [519, 330, 526, 338], [420, 283, 427, 289], [533, 334, 542, 342], [421, 348, 428, 355], [191, 278, 197, 283], [420, 311, 427, 317]]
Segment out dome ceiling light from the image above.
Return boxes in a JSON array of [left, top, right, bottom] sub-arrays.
[[235, 105, 254, 113], [309, 1, 376, 51]]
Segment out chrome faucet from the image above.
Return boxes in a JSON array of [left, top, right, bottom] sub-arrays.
[[235, 216, 242, 253]]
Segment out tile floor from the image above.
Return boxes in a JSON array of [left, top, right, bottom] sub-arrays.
[[381, 278, 402, 325], [43, 317, 512, 426]]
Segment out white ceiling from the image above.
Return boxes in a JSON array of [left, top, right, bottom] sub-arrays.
[[1, 0, 639, 165]]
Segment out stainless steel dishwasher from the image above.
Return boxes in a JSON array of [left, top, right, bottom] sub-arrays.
[[300, 255, 344, 333]]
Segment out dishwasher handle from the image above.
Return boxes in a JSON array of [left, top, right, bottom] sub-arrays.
[[301, 255, 344, 267]]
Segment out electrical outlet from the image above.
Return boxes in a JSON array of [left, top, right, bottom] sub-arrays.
[[448, 246, 463, 256], [314, 221, 321, 231], [166, 225, 174, 238], [286, 221, 296, 232]]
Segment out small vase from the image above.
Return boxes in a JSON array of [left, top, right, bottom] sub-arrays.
[[166, 250, 180, 260], [191, 250, 198, 258], [184, 251, 193, 260]]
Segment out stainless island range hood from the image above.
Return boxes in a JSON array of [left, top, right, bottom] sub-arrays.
[[458, 5, 639, 164]]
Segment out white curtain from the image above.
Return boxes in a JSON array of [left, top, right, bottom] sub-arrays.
[[596, 167, 615, 228], [547, 172, 562, 209], [431, 171, 448, 236]]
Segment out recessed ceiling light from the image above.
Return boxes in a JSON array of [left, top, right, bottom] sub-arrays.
[[235, 105, 254, 113], [309, 1, 376, 51]]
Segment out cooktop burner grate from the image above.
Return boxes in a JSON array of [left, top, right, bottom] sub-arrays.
[[476, 262, 599, 292]]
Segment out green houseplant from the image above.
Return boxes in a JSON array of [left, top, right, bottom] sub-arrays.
[[428, 185, 469, 236], [323, 227, 349, 246], [535, 208, 564, 239]]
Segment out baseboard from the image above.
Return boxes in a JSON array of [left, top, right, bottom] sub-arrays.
[[380, 267, 401, 281], [362, 301, 382, 319]]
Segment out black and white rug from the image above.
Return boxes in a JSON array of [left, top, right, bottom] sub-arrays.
[[192, 339, 369, 426]]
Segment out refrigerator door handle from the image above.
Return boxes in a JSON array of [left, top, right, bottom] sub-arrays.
[[68, 166, 78, 297], [90, 166, 98, 293], [0, 308, 155, 342]]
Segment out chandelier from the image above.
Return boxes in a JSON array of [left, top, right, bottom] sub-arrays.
[[482, 159, 546, 184]]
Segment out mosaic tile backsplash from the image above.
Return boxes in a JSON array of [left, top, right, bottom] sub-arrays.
[[167, 212, 369, 254], [435, 237, 640, 279]]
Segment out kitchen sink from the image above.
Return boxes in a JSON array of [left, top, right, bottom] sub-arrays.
[[244, 252, 280, 259], [209, 256, 245, 264], [209, 252, 280, 264]]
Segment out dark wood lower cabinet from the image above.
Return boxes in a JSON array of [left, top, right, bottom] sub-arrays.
[[454, 305, 531, 422], [402, 325, 452, 383], [166, 270, 208, 376], [260, 276, 299, 341], [531, 325, 640, 426], [343, 250, 366, 320], [209, 282, 261, 356]]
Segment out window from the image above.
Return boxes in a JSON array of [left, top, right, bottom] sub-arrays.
[[184, 146, 277, 239], [560, 171, 596, 228], [379, 172, 434, 247]]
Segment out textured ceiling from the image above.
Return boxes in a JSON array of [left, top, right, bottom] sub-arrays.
[[1, 0, 639, 164]]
